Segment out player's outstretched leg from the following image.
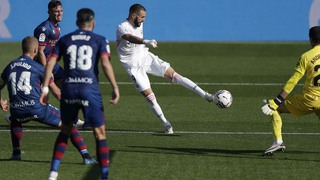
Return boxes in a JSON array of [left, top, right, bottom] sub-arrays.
[[69, 127, 98, 165], [171, 72, 214, 102], [262, 141, 286, 156], [145, 93, 174, 134], [9, 120, 23, 160]]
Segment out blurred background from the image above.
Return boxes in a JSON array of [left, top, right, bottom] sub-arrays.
[[0, 0, 319, 42]]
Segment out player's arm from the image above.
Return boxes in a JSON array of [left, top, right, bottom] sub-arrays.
[[261, 71, 303, 115], [121, 34, 157, 48], [0, 76, 9, 111], [34, 26, 49, 66], [49, 81, 61, 101], [101, 54, 120, 105], [282, 71, 304, 95], [40, 55, 58, 105], [37, 45, 47, 66]]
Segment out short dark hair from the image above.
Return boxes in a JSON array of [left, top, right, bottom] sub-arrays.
[[76, 8, 95, 27], [48, 0, 62, 9], [129, 4, 146, 14], [309, 26, 320, 44]]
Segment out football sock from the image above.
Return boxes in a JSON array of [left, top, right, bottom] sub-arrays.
[[10, 120, 23, 153], [272, 111, 283, 143], [146, 93, 169, 125], [96, 139, 109, 179], [50, 132, 69, 172], [172, 72, 206, 98], [70, 127, 89, 157]]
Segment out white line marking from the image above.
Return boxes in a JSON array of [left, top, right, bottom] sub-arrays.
[[0, 129, 319, 135], [99, 82, 303, 86]]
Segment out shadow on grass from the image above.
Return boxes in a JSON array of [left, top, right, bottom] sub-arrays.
[[122, 146, 320, 162], [129, 145, 262, 155], [81, 150, 116, 180], [0, 151, 117, 180], [0, 159, 51, 163]]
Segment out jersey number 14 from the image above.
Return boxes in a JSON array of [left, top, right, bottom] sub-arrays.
[[8, 71, 32, 95]]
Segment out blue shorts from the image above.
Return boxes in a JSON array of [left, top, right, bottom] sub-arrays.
[[60, 84, 105, 128], [10, 104, 61, 127]]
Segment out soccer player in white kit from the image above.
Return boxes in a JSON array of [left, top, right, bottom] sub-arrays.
[[116, 4, 215, 134]]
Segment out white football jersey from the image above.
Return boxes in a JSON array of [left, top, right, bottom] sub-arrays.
[[116, 20, 149, 67]]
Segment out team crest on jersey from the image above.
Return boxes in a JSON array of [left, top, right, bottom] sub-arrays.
[[41, 27, 46, 31], [39, 33, 46, 42]]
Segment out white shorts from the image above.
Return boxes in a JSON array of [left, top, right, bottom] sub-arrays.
[[123, 52, 170, 92]]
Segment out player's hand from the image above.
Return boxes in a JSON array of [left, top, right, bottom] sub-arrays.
[[143, 39, 157, 48], [0, 98, 9, 111], [261, 95, 284, 116], [109, 88, 120, 105], [261, 99, 278, 116], [40, 93, 49, 105]]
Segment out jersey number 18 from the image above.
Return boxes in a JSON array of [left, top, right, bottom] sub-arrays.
[[67, 45, 93, 71]]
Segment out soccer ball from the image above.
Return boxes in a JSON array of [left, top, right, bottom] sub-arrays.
[[214, 90, 233, 108]]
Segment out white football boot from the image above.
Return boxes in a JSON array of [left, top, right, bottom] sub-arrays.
[[164, 122, 174, 134], [47, 171, 58, 180], [204, 92, 214, 103], [75, 119, 84, 129], [262, 141, 286, 156]]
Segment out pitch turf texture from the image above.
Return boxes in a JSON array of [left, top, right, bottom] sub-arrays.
[[1, 42, 320, 180]]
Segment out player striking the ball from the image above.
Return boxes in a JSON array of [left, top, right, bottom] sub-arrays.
[[116, 4, 215, 134]]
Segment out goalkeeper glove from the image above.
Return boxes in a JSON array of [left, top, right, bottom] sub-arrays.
[[261, 95, 284, 116], [143, 39, 157, 48]]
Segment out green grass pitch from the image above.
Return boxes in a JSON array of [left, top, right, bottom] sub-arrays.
[[0, 42, 320, 180]]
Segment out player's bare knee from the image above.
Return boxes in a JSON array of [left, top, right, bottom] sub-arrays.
[[93, 126, 106, 140], [164, 68, 176, 81]]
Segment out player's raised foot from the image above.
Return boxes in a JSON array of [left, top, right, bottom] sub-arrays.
[[83, 156, 98, 165], [5, 114, 11, 124], [47, 171, 58, 180], [9, 155, 21, 161], [204, 92, 214, 103], [262, 141, 286, 156], [164, 124, 174, 134]]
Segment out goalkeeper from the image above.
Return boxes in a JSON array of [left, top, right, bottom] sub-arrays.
[[261, 26, 320, 155]]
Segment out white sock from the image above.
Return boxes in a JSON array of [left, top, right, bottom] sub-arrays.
[[146, 93, 169, 126], [172, 72, 206, 97]]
